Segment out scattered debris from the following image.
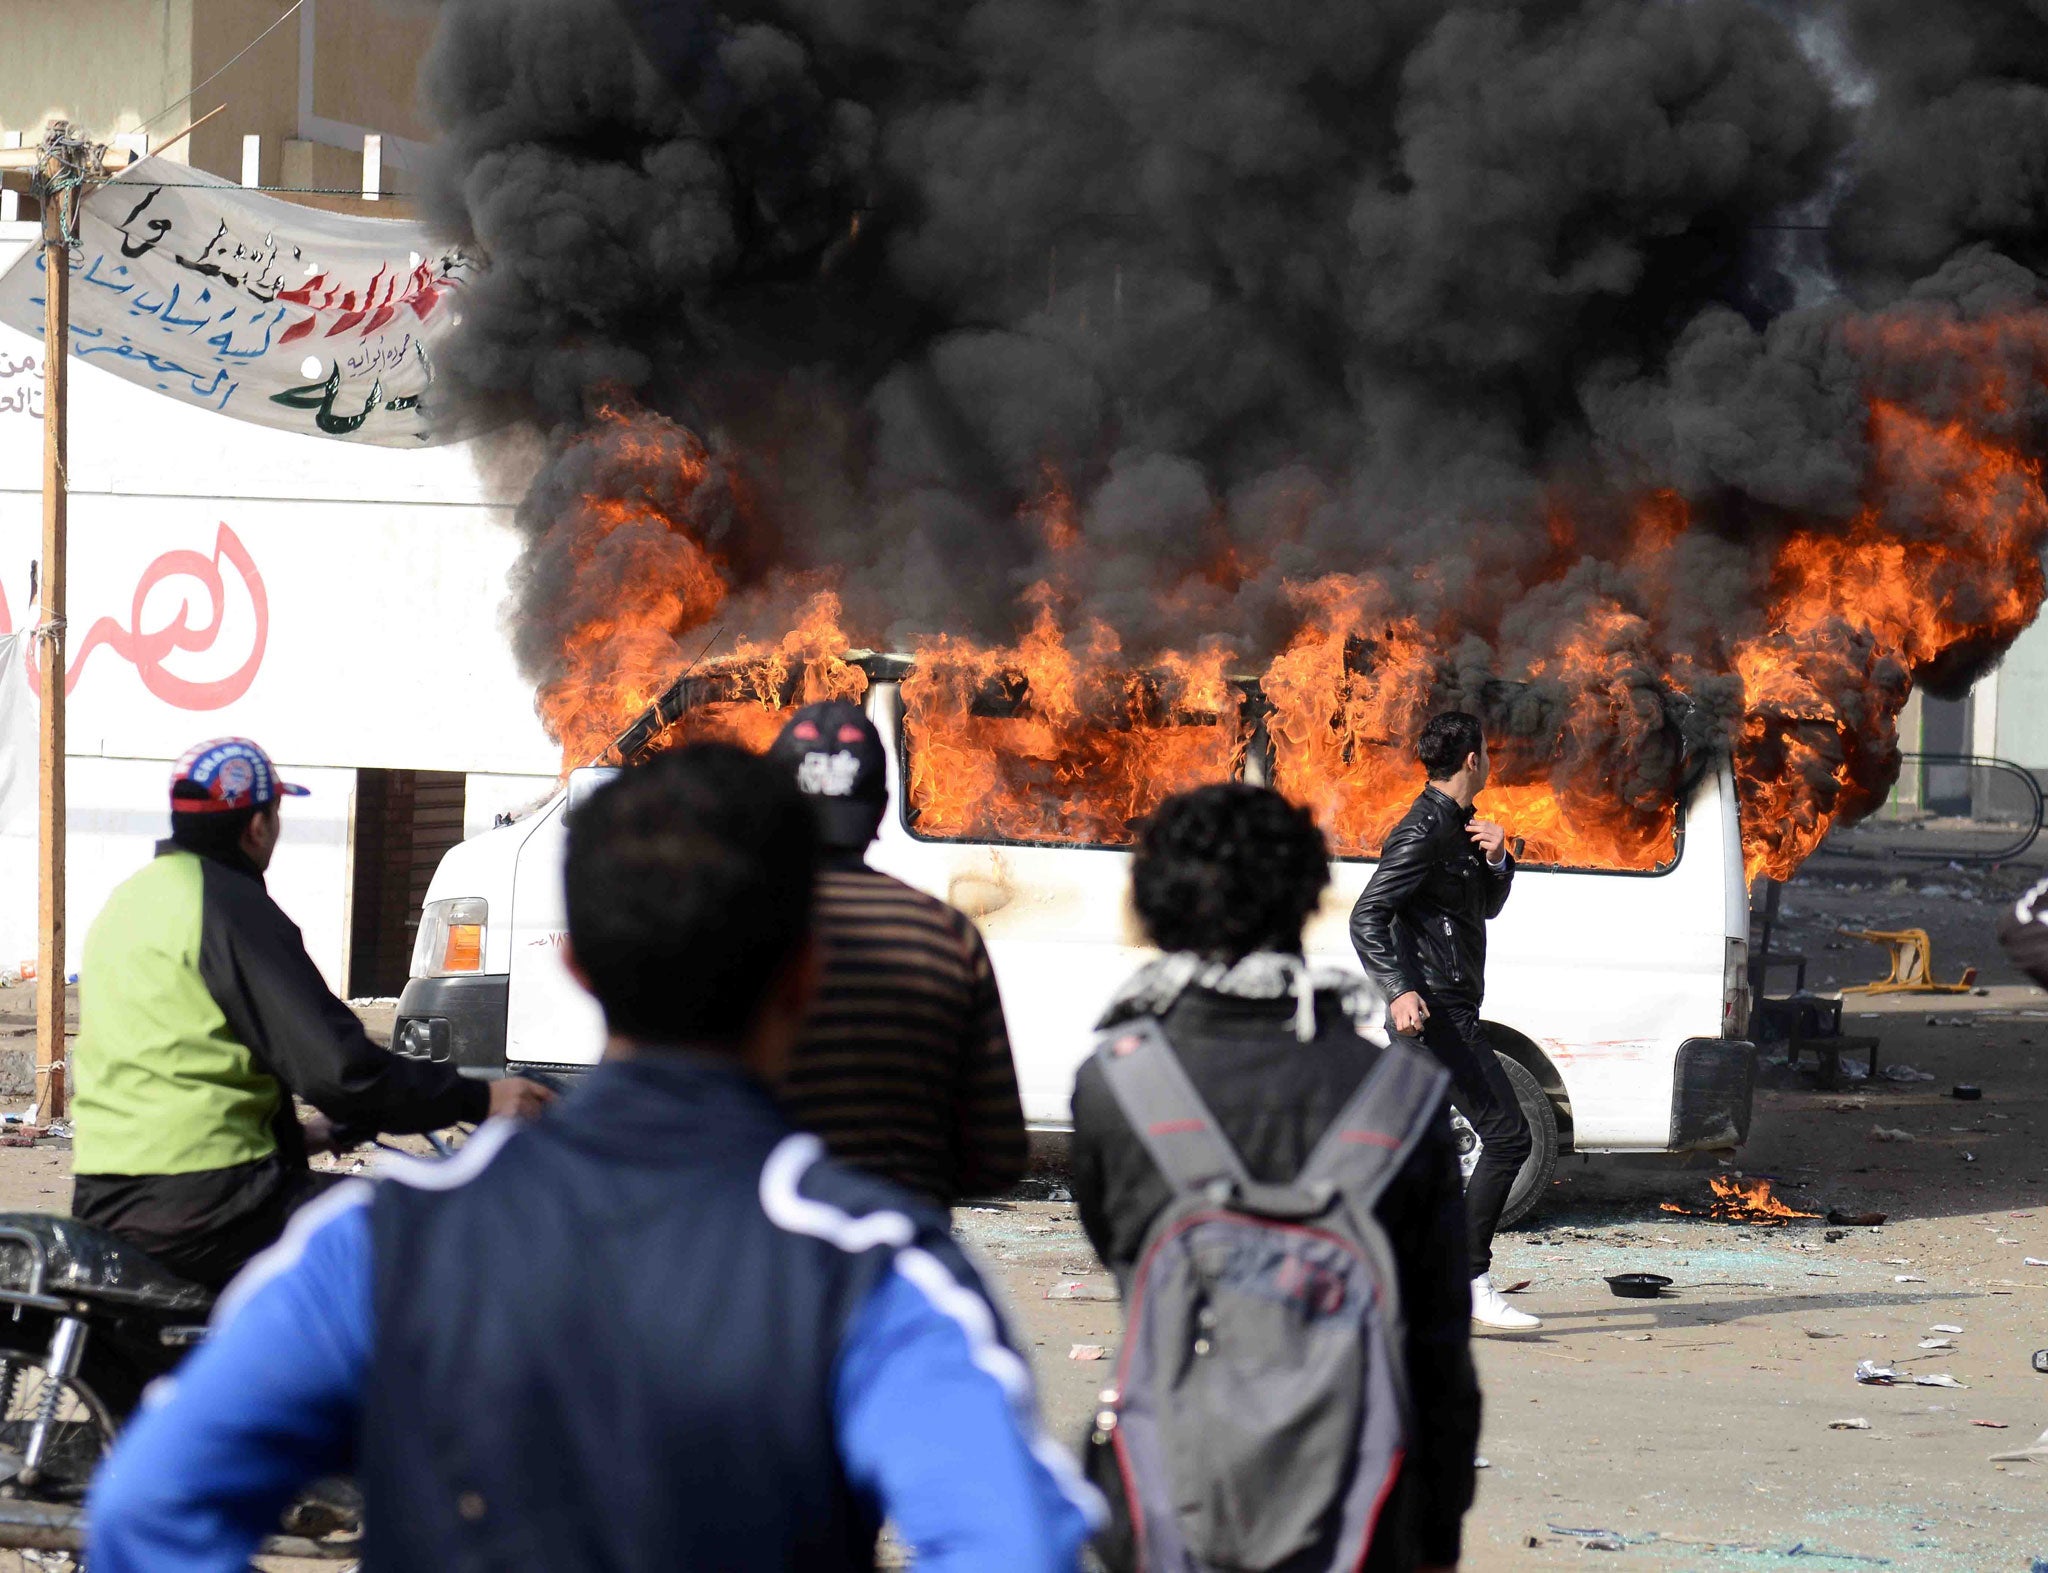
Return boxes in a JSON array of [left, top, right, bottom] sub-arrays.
[[1951, 1084, 1983, 1101], [2032, 1350, 2048, 1375], [1854, 1361, 1961, 1388], [1777, 1543, 1893, 1566], [2027, 1259, 2048, 1269], [1930, 1323, 1964, 1334], [1894, 1275, 1927, 1284], [1500, 1279, 1534, 1294], [1803, 1329, 1844, 1340], [1606, 1273, 1673, 1299], [1546, 1526, 1627, 1552], [1826, 1210, 1887, 1226], [1839, 927, 1976, 995], [1870, 1126, 1917, 1143], [1068, 1344, 1107, 1362], [1881, 1064, 1935, 1083], [1475, 1456, 1490, 1469], [1824, 1229, 1848, 1243], [1046, 1280, 1118, 1302], [1971, 1420, 2009, 1429], [1829, 1418, 1871, 1430], [1987, 1427, 2048, 1463], [1918, 1338, 1954, 1350]]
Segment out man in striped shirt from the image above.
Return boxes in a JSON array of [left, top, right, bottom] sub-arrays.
[[770, 702, 1028, 1206]]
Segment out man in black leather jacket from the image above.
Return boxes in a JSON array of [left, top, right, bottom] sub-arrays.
[[1349, 712, 1537, 1331]]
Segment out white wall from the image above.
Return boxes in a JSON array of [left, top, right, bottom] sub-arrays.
[[0, 231, 564, 990], [0, 756, 356, 987]]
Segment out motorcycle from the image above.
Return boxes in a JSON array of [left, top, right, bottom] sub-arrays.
[[0, 1211, 206, 1498], [0, 1124, 493, 1555]]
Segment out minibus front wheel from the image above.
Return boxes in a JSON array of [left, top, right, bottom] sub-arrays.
[[1449, 1053, 1560, 1230]]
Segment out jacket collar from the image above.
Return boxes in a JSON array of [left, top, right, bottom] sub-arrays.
[[154, 838, 266, 885], [1422, 783, 1473, 824], [552, 1051, 789, 1157]]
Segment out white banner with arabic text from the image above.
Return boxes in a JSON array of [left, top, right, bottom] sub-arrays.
[[0, 158, 473, 446]]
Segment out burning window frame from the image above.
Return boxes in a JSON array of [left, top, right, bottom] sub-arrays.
[[599, 648, 1697, 875]]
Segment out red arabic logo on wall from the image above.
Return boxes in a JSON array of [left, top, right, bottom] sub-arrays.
[[0, 524, 268, 709]]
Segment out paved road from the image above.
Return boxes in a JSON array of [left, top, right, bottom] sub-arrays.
[[0, 838, 2041, 1568], [967, 983, 2048, 1572]]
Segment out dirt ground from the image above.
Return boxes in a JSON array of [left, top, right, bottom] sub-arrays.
[[0, 831, 2042, 1568], [973, 831, 2048, 1572]]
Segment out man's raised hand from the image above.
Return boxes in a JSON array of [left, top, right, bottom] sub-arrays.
[[1468, 819, 1507, 864]]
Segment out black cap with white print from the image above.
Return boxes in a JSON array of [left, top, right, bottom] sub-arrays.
[[768, 701, 889, 849]]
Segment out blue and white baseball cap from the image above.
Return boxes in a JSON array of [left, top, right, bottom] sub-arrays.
[[169, 737, 310, 815]]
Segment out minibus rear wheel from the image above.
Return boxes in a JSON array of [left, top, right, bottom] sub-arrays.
[[1448, 1054, 1560, 1231]]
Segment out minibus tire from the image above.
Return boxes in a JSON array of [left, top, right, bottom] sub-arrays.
[[1449, 1054, 1559, 1232]]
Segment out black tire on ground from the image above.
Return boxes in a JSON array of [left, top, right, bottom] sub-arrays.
[[1448, 1052, 1561, 1232], [0, 1316, 140, 1501]]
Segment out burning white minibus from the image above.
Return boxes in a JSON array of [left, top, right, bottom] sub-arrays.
[[395, 651, 1754, 1227]]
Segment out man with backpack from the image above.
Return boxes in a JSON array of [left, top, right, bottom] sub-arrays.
[[1070, 783, 1479, 1573]]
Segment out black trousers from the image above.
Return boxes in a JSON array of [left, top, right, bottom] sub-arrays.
[[1419, 996, 1531, 1277], [73, 1156, 344, 1292]]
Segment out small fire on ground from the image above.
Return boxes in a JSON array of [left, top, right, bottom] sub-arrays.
[[1661, 1175, 1821, 1226]]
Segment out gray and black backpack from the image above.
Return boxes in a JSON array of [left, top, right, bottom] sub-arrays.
[[1085, 1018, 1451, 1573]]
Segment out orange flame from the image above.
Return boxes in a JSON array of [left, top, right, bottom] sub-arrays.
[[535, 313, 2048, 880], [900, 593, 1241, 844], [644, 593, 869, 755], [1733, 320, 2048, 881], [1661, 1174, 1821, 1224]]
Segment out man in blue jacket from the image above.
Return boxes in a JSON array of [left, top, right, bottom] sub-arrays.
[[88, 743, 1102, 1573]]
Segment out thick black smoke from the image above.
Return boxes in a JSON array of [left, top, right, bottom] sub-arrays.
[[418, 0, 2048, 833]]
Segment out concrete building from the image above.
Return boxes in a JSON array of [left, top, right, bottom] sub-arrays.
[[0, 0, 431, 210], [1890, 616, 2048, 828]]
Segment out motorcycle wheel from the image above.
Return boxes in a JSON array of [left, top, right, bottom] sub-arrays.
[[0, 1316, 138, 1502]]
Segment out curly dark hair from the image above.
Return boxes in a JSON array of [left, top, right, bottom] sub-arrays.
[[1131, 783, 1331, 960]]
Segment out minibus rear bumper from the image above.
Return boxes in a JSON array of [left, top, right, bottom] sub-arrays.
[[1669, 1037, 1758, 1150]]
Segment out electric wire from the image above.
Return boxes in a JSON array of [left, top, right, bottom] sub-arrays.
[[134, 0, 307, 137]]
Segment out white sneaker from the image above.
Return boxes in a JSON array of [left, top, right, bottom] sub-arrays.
[[1470, 1273, 1541, 1330]]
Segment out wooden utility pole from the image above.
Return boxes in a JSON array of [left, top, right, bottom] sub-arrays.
[[1, 122, 204, 1131], [33, 134, 74, 1127]]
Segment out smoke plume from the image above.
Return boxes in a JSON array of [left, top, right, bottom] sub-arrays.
[[417, 0, 2048, 875]]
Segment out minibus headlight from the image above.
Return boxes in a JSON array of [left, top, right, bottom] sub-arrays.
[[414, 898, 488, 978]]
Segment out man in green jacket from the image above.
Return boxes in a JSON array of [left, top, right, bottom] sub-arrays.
[[70, 737, 553, 1289]]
